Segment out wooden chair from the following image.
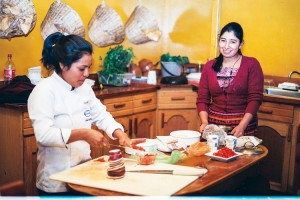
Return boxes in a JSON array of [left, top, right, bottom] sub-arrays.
[[0, 180, 26, 196]]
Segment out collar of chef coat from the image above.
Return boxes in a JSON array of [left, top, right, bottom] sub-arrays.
[[52, 71, 75, 91]]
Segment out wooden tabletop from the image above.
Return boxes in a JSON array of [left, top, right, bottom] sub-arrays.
[[68, 145, 268, 196]]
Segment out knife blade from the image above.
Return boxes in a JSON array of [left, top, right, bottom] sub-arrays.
[[108, 144, 127, 149], [126, 169, 207, 176]]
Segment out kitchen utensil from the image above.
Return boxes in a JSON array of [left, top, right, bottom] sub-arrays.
[[225, 135, 237, 150], [126, 169, 207, 176], [207, 135, 219, 152], [109, 144, 127, 149]]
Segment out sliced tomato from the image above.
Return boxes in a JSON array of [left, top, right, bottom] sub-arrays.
[[95, 157, 106, 162], [131, 138, 147, 145], [132, 144, 145, 151]]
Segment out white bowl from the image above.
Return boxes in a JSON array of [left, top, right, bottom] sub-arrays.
[[125, 139, 157, 155], [170, 130, 201, 146]]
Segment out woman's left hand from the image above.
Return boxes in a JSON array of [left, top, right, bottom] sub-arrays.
[[231, 125, 244, 138]]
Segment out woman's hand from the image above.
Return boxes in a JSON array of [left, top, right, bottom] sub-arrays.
[[199, 111, 209, 133], [113, 129, 132, 147], [231, 113, 253, 137], [69, 129, 109, 147], [199, 123, 208, 133], [231, 125, 245, 138]]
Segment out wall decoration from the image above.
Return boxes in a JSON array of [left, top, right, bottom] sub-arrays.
[[0, 0, 37, 39], [125, 2, 161, 45], [40, 0, 85, 40], [88, 0, 125, 47]]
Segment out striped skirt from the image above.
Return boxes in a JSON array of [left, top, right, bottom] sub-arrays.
[[208, 108, 258, 136]]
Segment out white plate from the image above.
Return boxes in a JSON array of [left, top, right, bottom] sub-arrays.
[[205, 151, 243, 162], [156, 136, 187, 152]]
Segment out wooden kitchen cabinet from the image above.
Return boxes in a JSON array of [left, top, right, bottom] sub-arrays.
[[156, 87, 200, 136], [257, 102, 299, 194], [99, 92, 157, 156], [0, 107, 38, 196]]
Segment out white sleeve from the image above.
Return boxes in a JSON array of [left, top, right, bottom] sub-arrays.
[[27, 84, 72, 147]]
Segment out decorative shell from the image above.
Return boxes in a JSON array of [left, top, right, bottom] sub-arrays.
[[125, 5, 161, 45], [0, 0, 37, 39], [88, 3, 125, 47], [40, 0, 85, 40]]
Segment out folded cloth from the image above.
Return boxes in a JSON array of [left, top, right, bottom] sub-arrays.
[[0, 76, 35, 104]]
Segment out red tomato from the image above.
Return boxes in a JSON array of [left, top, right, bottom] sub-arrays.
[[95, 157, 106, 162], [213, 147, 237, 158], [132, 145, 145, 151]]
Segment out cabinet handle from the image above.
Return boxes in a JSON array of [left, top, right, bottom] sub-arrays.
[[161, 113, 165, 128], [129, 119, 133, 137], [142, 99, 152, 104], [287, 125, 292, 142], [113, 103, 126, 109], [171, 97, 185, 101], [134, 118, 138, 136], [258, 109, 273, 114], [297, 125, 300, 144]]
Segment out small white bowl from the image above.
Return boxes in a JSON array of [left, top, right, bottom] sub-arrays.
[[170, 130, 201, 146]]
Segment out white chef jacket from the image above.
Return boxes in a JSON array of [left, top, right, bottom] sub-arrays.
[[27, 72, 124, 193]]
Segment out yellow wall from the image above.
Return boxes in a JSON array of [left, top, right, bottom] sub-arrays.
[[0, 0, 214, 80], [220, 0, 300, 77], [1, 0, 299, 80]]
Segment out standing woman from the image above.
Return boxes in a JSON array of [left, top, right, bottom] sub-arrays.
[[28, 32, 131, 195], [197, 22, 264, 137]]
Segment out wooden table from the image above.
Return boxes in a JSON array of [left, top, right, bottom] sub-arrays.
[[68, 146, 268, 196]]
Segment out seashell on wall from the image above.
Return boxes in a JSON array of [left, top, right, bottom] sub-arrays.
[[88, 2, 125, 47], [40, 0, 85, 40], [125, 5, 161, 45], [0, 0, 37, 39]]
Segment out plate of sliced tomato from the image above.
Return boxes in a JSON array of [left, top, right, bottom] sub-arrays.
[[205, 147, 242, 162], [125, 139, 158, 155]]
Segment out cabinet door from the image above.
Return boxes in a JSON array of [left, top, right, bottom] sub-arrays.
[[23, 136, 38, 196], [257, 120, 292, 192], [157, 109, 199, 136], [133, 110, 156, 139]]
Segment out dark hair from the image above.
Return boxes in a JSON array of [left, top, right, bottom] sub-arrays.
[[212, 22, 244, 72], [41, 32, 93, 73]]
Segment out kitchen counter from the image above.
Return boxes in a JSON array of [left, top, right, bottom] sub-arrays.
[[2, 82, 300, 109], [62, 146, 268, 196]]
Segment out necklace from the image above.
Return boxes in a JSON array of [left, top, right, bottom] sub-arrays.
[[229, 55, 241, 75]]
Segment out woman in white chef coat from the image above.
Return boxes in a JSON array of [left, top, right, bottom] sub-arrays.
[[28, 32, 132, 196]]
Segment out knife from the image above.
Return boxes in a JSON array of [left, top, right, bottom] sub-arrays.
[[126, 169, 207, 176], [108, 144, 127, 149]]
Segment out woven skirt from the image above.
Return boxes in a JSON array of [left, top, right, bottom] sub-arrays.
[[208, 108, 258, 136]]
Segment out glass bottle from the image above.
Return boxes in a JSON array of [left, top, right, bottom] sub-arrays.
[[4, 54, 16, 85]]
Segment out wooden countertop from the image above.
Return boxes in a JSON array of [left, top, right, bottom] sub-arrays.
[[67, 145, 268, 196], [1, 83, 300, 111]]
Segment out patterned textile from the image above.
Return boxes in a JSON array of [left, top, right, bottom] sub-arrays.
[[208, 108, 258, 136], [216, 66, 239, 89]]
